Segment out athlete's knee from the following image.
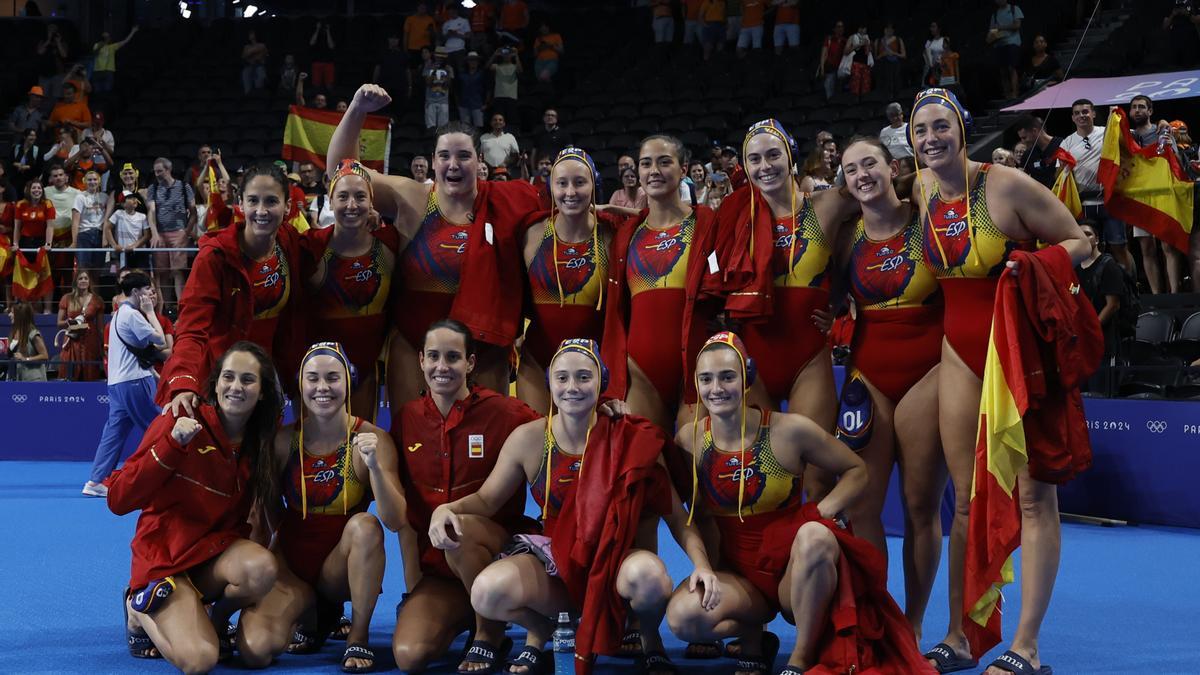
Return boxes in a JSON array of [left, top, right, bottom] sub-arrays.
[[792, 522, 838, 570], [470, 563, 518, 618], [237, 547, 279, 598], [665, 590, 711, 640], [170, 640, 220, 675], [1017, 486, 1055, 521], [619, 553, 672, 608], [346, 512, 385, 551], [393, 638, 440, 672]]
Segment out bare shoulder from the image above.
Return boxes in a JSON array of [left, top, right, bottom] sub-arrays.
[[674, 421, 702, 455]]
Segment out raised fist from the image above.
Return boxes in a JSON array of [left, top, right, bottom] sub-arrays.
[[171, 417, 204, 446], [352, 84, 392, 113]]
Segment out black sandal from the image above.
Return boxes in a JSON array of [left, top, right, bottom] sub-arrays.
[[123, 589, 161, 659], [734, 631, 780, 675], [458, 637, 513, 674], [341, 643, 376, 673], [217, 622, 237, 662], [329, 614, 353, 641], [506, 645, 549, 674], [776, 667, 806, 675], [642, 650, 679, 675], [617, 630, 644, 658], [986, 649, 1052, 675], [287, 626, 325, 655]]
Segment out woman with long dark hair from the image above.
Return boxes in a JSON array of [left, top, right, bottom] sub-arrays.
[[6, 300, 49, 381], [57, 268, 104, 381], [109, 341, 285, 671]]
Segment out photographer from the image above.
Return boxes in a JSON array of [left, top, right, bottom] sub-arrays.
[[1163, 0, 1200, 68], [65, 133, 112, 190], [487, 45, 521, 131], [82, 271, 166, 498]]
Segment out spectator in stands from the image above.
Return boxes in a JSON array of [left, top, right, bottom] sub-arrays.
[[683, 0, 704, 45], [442, 5, 471, 73], [72, 170, 108, 278], [875, 22, 907, 98], [147, 157, 196, 307], [988, 0, 1024, 100], [1163, 2, 1200, 68], [187, 145, 215, 187], [6, 301, 49, 381], [533, 22, 564, 83], [532, 108, 571, 170], [817, 20, 847, 99], [12, 128, 41, 190], [938, 37, 961, 93], [1021, 34, 1063, 92], [45, 163, 79, 292], [481, 113, 520, 170], [700, 0, 726, 59], [373, 35, 412, 112], [477, 162, 491, 181], [295, 72, 328, 109], [36, 24, 68, 109], [719, 145, 744, 187], [619, 154, 637, 174], [689, 161, 709, 204], [651, 0, 674, 45], [49, 80, 91, 132], [772, 0, 800, 55], [423, 47, 455, 130], [605, 165, 648, 215], [923, 21, 947, 85], [8, 87, 45, 135], [491, 166, 510, 181], [799, 142, 836, 192], [241, 30, 269, 94], [458, 52, 486, 127], [498, 0, 530, 44], [11, 179, 55, 312], [1075, 220, 1122, 389], [411, 155, 433, 185], [1127, 95, 1182, 293], [736, 0, 765, 56], [91, 26, 138, 95], [82, 270, 165, 498], [487, 46, 522, 127], [309, 20, 337, 90], [725, 0, 743, 50], [470, 0, 496, 53], [57, 269, 104, 381], [992, 147, 1017, 167], [1013, 114, 1061, 188], [845, 24, 874, 96], [405, 3, 438, 68], [106, 192, 150, 270], [65, 136, 112, 190], [1012, 140, 1028, 167], [704, 168, 732, 209], [279, 53, 298, 93], [880, 102, 913, 160], [43, 126, 76, 166], [81, 112, 115, 167], [297, 161, 324, 214]]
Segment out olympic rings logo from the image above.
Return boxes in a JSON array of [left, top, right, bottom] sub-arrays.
[[96, 395, 110, 404], [1146, 420, 1168, 434], [10, 394, 27, 403]]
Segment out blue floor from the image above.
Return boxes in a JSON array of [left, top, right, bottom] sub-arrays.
[[3, 461, 1197, 674]]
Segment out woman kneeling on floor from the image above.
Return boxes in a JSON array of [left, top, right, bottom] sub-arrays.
[[429, 339, 722, 675], [109, 341, 285, 673]]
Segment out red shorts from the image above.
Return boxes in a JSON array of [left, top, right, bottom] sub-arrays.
[[741, 287, 830, 402], [277, 510, 351, 587], [851, 305, 944, 403], [716, 506, 804, 613]]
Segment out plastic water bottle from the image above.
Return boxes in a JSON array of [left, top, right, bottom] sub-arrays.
[[552, 611, 575, 675]]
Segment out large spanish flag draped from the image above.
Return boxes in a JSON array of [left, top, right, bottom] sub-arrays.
[[1050, 148, 1083, 220], [282, 106, 392, 172], [0, 235, 12, 277], [12, 248, 54, 301], [1098, 108, 1193, 252]]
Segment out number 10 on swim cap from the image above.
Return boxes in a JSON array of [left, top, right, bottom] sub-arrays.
[[468, 434, 485, 458]]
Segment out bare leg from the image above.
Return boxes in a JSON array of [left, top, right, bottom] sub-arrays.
[[471, 554, 569, 672], [789, 350, 837, 502], [1163, 241, 1186, 293], [843, 375, 896, 554], [982, 468, 1060, 675], [667, 570, 773, 672], [238, 556, 314, 667], [515, 349, 551, 415], [929, 342, 981, 666], [315, 513, 386, 669], [128, 578, 221, 675], [190, 539, 280, 631], [778, 522, 840, 669], [444, 514, 514, 671], [1139, 236, 1162, 294], [473, 342, 512, 395], [349, 368, 380, 422], [894, 366, 947, 640], [615, 550, 675, 655], [625, 357, 672, 431], [1189, 226, 1200, 292], [392, 576, 474, 672]]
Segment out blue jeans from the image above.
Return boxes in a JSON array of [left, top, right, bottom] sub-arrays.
[[88, 376, 160, 483], [242, 64, 266, 93], [76, 228, 104, 273]]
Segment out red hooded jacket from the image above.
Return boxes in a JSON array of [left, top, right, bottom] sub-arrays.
[[548, 415, 672, 674], [156, 222, 306, 405], [107, 405, 255, 589], [712, 185, 779, 320], [600, 205, 724, 402]]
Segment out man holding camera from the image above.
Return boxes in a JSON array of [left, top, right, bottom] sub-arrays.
[[81, 271, 167, 497]]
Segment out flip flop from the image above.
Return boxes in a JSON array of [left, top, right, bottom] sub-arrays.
[[776, 667, 806, 675], [734, 630, 780, 675], [988, 649, 1052, 675], [617, 630, 644, 658], [642, 650, 679, 675], [923, 642, 978, 674], [683, 640, 723, 659], [341, 643, 376, 673], [458, 637, 514, 674], [329, 614, 353, 641], [506, 645, 549, 674], [122, 589, 161, 659], [288, 626, 325, 655]]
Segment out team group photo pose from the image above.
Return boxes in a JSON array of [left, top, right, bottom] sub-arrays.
[[5, 3, 1196, 674]]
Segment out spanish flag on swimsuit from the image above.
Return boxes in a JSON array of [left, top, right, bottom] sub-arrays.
[[1098, 108, 1193, 252], [282, 105, 392, 172], [12, 248, 54, 301], [1051, 148, 1083, 220]]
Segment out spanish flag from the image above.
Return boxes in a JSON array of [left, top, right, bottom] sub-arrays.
[[203, 164, 224, 233], [1098, 108, 1193, 252], [12, 248, 54, 301], [282, 106, 392, 172], [1051, 148, 1083, 220], [0, 235, 11, 276]]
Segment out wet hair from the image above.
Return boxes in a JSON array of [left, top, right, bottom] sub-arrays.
[[423, 318, 477, 357], [842, 135, 895, 165], [434, 121, 482, 153], [239, 160, 289, 196], [638, 134, 689, 165], [203, 341, 284, 512], [119, 271, 152, 295]]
